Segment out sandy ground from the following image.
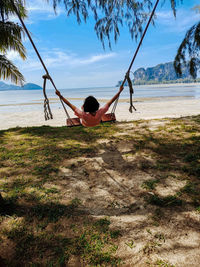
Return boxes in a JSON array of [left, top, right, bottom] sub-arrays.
[[0, 95, 200, 266], [0, 97, 199, 130]]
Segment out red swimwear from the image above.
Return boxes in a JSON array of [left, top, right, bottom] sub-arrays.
[[74, 103, 109, 127]]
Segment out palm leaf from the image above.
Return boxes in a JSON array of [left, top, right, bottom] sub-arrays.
[[0, 54, 25, 85], [50, 0, 178, 48], [0, 21, 26, 59], [174, 22, 200, 79], [0, 0, 27, 22]]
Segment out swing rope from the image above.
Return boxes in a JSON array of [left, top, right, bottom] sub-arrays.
[[42, 75, 53, 120], [11, 0, 160, 122], [111, 0, 160, 114], [10, 0, 76, 124], [42, 74, 73, 123]]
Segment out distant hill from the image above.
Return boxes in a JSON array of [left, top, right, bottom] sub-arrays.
[[0, 81, 42, 91], [116, 61, 197, 86]]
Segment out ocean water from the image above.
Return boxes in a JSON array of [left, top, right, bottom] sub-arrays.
[[0, 84, 200, 113]]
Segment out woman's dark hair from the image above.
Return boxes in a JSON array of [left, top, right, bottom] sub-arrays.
[[83, 96, 99, 113]]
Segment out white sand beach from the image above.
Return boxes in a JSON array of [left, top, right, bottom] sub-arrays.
[[0, 96, 199, 130]]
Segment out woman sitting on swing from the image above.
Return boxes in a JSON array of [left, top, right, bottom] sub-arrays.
[[55, 85, 124, 127]]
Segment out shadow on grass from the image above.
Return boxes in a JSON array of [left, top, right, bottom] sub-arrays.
[[2, 123, 118, 143], [1, 116, 200, 265], [1, 193, 198, 266], [0, 198, 122, 266]]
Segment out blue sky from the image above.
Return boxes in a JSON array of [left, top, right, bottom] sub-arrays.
[[7, 0, 200, 89]]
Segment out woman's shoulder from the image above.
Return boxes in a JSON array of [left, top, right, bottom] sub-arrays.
[[97, 103, 109, 115]]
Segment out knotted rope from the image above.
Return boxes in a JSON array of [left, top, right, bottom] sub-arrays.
[[126, 72, 136, 113], [42, 75, 53, 120], [10, 0, 74, 123], [42, 75, 76, 125]]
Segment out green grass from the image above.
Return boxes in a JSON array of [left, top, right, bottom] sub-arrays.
[[142, 179, 159, 190], [181, 182, 197, 195], [145, 194, 183, 207], [196, 206, 200, 213], [153, 259, 175, 267], [0, 124, 123, 266], [1, 115, 200, 265]]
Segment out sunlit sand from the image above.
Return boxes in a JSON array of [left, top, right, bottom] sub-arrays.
[[0, 96, 199, 130]]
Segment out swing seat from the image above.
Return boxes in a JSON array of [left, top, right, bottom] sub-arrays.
[[66, 117, 82, 127], [101, 113, 116, 123]]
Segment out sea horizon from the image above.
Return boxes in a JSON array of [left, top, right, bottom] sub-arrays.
[[1, 83, 200, 114]]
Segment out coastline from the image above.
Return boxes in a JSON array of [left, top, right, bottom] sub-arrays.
[[0, 95, 195, 108], [0, 96, 200, 130]]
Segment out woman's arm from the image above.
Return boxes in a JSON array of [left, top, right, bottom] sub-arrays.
[[56, 90, 77, 112], [106, 85, 124, 107]]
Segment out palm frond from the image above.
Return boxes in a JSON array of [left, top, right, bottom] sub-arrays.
[[51, 0, 153, 48], [51, 0, 179, 48], [0, 21, 26, 59], [0, 54, 25, 85], [174, 22, 200, 79], [0, 0, 27, 22]]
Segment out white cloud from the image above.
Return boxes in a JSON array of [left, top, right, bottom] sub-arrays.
[[156, 9, 200, 33], [70, 53, 116, 66], [14, 49, 117, 71], [9, 0, 61, 23], [6, 51, 22, 61], [26, 0, 60, 14], [9, 0, 63, 24]]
